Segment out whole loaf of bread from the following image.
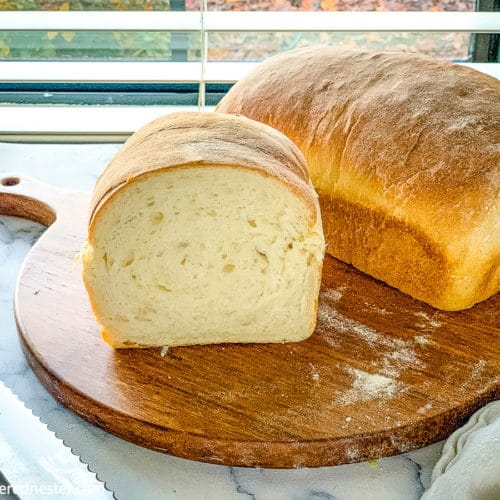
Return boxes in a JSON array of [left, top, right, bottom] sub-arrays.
[[217, 47, 500, 311], [82, 112, 325, 347]]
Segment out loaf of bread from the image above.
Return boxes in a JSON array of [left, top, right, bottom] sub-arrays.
[[216, 47, 500, 311], [82, 112, 325, 347]]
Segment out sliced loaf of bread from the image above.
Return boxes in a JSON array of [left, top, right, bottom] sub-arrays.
[[82, 112, 325, 347]]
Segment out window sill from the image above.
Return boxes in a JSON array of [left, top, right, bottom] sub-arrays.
[[0, 105, 210, 143], [0, 62, 497, 143]]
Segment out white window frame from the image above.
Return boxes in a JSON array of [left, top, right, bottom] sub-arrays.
[[0, 11, 499, 142]]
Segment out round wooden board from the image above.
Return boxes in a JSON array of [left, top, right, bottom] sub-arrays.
[[1, 174, 499, 468]]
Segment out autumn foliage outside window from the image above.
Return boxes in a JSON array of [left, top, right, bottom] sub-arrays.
[[0, 1, 477, 61]]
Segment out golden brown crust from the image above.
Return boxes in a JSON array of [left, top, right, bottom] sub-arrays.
[[217, 47, 500, 310], [319, 194, 449, 307], [89, 112, 315, 230]]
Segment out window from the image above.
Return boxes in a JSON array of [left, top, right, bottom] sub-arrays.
[[0, 1, 498, 141]]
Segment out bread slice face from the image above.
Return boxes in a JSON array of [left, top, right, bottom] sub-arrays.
[[82, 113, 325, 347]]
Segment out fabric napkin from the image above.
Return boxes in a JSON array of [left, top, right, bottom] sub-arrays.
[[422, 400, 500, 500]]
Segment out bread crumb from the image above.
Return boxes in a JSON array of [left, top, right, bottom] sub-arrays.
[[342, 415, 353, 429], [160, 346, 169, 357], [309, 363, 320, 382], [72, 247, 83, 271]]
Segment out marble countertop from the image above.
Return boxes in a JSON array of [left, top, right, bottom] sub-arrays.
[[0, 142, 445, 500]]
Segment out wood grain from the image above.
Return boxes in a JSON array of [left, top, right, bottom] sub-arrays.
[[1, 174, 499, 468]]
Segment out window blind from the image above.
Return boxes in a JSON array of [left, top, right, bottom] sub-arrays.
[[0, 9, 498, 141]]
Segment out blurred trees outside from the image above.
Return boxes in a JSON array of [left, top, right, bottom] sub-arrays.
[[0, 0, 476, 61]]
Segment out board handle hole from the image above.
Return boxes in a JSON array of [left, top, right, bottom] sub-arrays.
[[1, 177, 20, 187]]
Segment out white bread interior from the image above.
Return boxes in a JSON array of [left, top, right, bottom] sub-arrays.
[[82, 112, 325, 347]]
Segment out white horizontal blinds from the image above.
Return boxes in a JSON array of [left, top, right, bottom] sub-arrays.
[[1, 11, 498, 32], [2, 60, 499, 82], [1, 13, 499, 85], [0, 9, 498, 140], [0, 61, 259, 83], [0, 11, 200, 31]]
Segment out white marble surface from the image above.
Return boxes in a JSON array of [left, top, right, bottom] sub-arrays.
[[0, 142, 446, 500]]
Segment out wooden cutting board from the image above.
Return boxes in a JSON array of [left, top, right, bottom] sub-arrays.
[[1, 174, 498, 468]]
